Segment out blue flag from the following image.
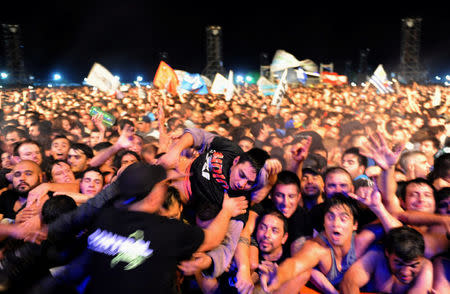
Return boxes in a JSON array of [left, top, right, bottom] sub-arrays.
[[180, 73, 208, 94]]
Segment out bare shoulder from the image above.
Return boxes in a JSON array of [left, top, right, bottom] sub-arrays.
[[297, 236, 330, 256]]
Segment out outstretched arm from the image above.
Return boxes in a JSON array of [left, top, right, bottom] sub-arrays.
[[259, 240, 322, 292], [90, 124, 135, 167]]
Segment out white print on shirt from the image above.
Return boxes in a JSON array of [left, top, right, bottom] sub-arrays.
[[88, 229, 153, 270]]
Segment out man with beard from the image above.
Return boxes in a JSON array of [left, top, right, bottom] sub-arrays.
[[0, 160, 42, 222], [300, 161, 325, 211]]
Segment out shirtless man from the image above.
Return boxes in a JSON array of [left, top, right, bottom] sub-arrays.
[[340, 226, 433, 294]]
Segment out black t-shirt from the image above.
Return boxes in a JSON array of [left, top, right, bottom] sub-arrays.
[[0, 190, 25, 221], [83, 208, 204, 294], [251, 198, 312, 255], [188, 136, 250, 223], [0, 168, 11, 189]]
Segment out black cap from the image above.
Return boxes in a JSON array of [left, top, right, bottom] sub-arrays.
[[302, 153, 327, 176], [117, 162, 167, 205]]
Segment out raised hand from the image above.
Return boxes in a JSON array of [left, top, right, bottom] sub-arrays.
[[115, 124, 135, 150], [348, 180, 382, 210], [92, 113, 106, 133], [359, 132, 404, 170], [222, 193, 248, 217], [291, 136, 312, 163], [263, 158, 283, 177]]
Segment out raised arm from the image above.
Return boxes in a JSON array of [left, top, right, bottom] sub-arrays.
[[89, 124, 134, 167]]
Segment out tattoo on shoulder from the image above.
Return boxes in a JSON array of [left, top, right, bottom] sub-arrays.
[[238, 236, 250, 246]]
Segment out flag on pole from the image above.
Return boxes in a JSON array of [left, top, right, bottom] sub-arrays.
[[368, 64, 394, 94], [225, 70, 234, 101], [153, 61, 179, 96], [179, 73, 208, 94], [257, 76, 277, 96], [85, 63, 120, 94], [271, 69, 288, 107], [270, 50, 302, 73]]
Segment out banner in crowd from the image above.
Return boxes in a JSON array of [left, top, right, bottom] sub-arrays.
[[321, 72, 347, 85], [368, 64, 394, 94], [225, 70, 234, 101], [153, 61, 179, 96], [85, 63, 120, 94], [271, 69, 288, 107], [270, 50, 302, 73], [257, 76, 277, 96], [179, 72, 208, 94], [210, 73, 229, 94]]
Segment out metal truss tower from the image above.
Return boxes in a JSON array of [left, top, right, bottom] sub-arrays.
[[399, 18, 426, 83], [202, 26, 226, 81], [2, 24, 27, 84]]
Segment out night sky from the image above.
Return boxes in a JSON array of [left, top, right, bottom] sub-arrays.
[[1, 1, 449, 83]]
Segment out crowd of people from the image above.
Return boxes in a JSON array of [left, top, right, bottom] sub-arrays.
[[0, 81, 448, 293]]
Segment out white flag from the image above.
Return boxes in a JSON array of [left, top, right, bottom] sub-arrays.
[[368, 64, 394, 95], [271, 69, 288, 107], [211, 73, 229, 94], [270, 50, 302, 73], [298, 59, 318, 73], [85, 63, 120, 94], [225, 70, 234, 101], [432, 87, 441, 107]]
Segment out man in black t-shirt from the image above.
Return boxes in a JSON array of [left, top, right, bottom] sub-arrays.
[[158, 127, 277, 225], [0, 160, 42, 222], [35, 162, 248, 294]]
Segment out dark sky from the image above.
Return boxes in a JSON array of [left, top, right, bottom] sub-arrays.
[[1, 1, 449, 83]]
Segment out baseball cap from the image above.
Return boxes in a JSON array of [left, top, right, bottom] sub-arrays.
[[117, 162, 167, 205], [137, 115, 151, 123], [302, 153, 327, 176]]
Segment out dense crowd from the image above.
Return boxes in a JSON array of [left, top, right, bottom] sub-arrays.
[[0, 82, 449, 293]]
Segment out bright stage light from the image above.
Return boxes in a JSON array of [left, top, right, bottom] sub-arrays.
[[1, 72, 8, 79], [136, 76, 143, 82], [53, 74, 62, 81]]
